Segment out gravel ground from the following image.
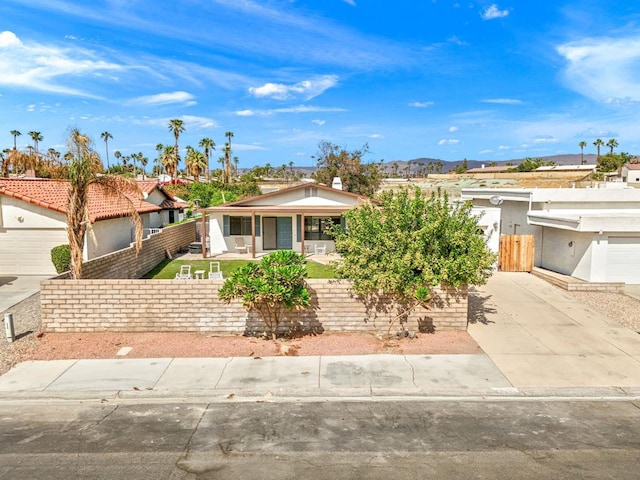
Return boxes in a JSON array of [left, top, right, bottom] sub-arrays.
[[1, 285, 639, 377]]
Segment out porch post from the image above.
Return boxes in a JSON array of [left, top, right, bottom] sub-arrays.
[[300, 212, 305, 256], [201, 211, 207, 259], [251, 211, 256, 259]]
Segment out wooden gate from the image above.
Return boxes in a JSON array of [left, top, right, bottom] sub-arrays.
[[499, 235, 534, 272]]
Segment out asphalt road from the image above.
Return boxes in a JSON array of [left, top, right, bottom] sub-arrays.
[[1, 398, 639, 479]]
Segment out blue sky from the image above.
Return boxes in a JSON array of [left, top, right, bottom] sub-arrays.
[[1, 0, 640, 170]]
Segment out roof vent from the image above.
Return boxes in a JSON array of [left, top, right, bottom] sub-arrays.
[[332, 177, 343, 190]]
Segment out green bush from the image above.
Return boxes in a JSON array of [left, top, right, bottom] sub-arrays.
[[51, 244, 71, 274]]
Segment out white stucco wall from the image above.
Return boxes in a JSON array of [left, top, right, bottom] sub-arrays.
[[247, 187, 358, 207], [539, 228, 594, 279], [87, 217, 136, 259]]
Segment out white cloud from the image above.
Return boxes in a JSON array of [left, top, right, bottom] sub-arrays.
[[409, 101, 434, 108], [128, 91, 196, 106], [248, 75, 339, 100], [557, 35, 640, 104], [438, 139, 459, 145], [531, 135, 558, 144], [312, 119, 326, 125], [369, 134, 383, 139], [341, 0, 356, 5], [479, 149, 494, 154], [498, 145, 510, 150], [481, 4, 509, 20], [233, 143, 268, 151], [481, 98, 522, 105], [137, 114, 217, 129], [0, 30, 123, 97], [449, 126, 458, 132], [234, 105, 347, 116]]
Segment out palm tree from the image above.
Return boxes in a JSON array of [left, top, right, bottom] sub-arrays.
[[578, 141, 587, 165], [65, 128, 143, 279], [224, 131, 234, 184], [593, 138, 604, 159], [113, 150, 122, 172], [198, 137, 215, 182], [100, 132, 113, 169], [185, 146, 207, 179], [168, 119, 185, 178], [10, 130, 21, 150], [27, 131, 43, 155], [607, 138, 619, 154], [159, 145, 178, 177]]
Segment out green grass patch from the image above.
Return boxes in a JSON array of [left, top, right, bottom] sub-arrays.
[[143, 258, 336, 279]]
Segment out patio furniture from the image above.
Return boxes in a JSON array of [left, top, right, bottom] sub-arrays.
[[315, 243, 327, 255], [175, 265, 192, 280], [208, 261, 223, 280], [193, 269, 205, 280], [235, 237, 249, 254]]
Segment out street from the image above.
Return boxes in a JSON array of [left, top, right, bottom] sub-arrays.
[[1, 398, 638, 479]]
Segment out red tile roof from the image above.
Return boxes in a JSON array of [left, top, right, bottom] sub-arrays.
[[0, 178, 162, 222]]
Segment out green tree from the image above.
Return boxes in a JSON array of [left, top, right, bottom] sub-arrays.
[[311, 141, 381, 196], [199, 137, 215, 181], [218, 250, 311, 340], [597, 152, 633, 173], [168, 119, 185, 178], [10, 130, 21, 150], [330, 188, 495, 335], [593, 138, 604, 159], [578, 141, 587, 165], [100, 132, 113, 169], [606, 138, 619, 154], [185, 145, 207, 179], [65, 128, 143, 279], [27, 131, 43, 155], [453, 158, 468, 174], [515, 157, 554, 172]]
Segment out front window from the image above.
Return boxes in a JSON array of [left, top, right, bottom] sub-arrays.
[[230, 216, 252, 235], [304, 216, 340, 240]]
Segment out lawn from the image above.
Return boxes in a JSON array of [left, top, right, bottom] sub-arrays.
[[143, 258, 337, 279]]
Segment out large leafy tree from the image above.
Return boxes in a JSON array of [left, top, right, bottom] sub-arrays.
[[331, 188, 495, 334], [218, 250, 311, 340], [66, 128, 143, 279], [597, 152, 633, 173], [311, 141, 381, 196]]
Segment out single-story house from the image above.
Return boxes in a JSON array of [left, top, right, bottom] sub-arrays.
[[621, 163, 640, 184], [0, 178, 184, 275], [461, 186, 640, 283], [201, 182, 373, 257]]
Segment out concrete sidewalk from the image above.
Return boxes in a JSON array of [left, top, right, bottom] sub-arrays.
[[468, 272, 640, 389], [0, 275, 51, 312], [0, 354, 522, 400]]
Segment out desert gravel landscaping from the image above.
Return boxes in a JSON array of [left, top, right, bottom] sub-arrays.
[[1, 284, 640, 376]]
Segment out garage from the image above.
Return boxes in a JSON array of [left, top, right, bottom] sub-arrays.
[[607, 237, 640, 284], [0, 228, 68, 275]]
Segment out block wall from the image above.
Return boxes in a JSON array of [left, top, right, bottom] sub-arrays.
[[40, 279, 468, 334]]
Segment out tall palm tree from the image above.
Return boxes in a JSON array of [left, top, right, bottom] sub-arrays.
[[606, 138, 619, 154], [100, 132, 113, 169], [27, 131, 43, 155], [198, 137, 215, 182], [66, 128, 143, 279], [593, 138, 604, 159], [185, 146, 207, 179], [159, 145, 178, 177], [578, 141, 587, 165], [224, 131, 234, 184], [168, 119, 185, 178], [10, 130, 21, 150]]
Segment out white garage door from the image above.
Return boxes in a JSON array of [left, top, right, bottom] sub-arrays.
[[0, 229, 68, 275], [607, 237, 640, 283]]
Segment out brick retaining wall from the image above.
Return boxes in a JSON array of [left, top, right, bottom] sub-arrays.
[[40, 279, 468, 335]]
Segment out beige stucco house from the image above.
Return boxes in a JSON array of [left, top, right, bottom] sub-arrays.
[[202, 182, 373, 257]]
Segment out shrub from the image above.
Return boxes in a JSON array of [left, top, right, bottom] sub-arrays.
[[51, 244, 71, 274], [218, 250, 311, 340]]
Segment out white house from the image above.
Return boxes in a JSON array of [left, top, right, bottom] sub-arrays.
[[202, 182, 373, 257], [621, 163, 640, 184], [0, 178, 184, 275], [461, 186, 640, 283]]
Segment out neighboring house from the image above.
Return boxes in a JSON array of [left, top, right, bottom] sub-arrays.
[[0, 178, 180, 275], [534, 164, 596, 173], [462, 186, 640, 283], [202, 182, 373, 256], [621, 163, 640, 184], [136, 180, 188, 226]]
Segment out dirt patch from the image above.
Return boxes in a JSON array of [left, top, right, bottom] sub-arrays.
[[25, 330, 481, 361]]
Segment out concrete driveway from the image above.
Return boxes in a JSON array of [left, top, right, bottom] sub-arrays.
[[0, 275, 51, 312], [468, 272, 640, 390]]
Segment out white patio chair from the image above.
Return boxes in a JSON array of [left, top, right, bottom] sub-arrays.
[[315, 243, 327, 255], [208, 261, 223, 280], [175, 264, 192, 279], [235, 237, 248, 254]]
